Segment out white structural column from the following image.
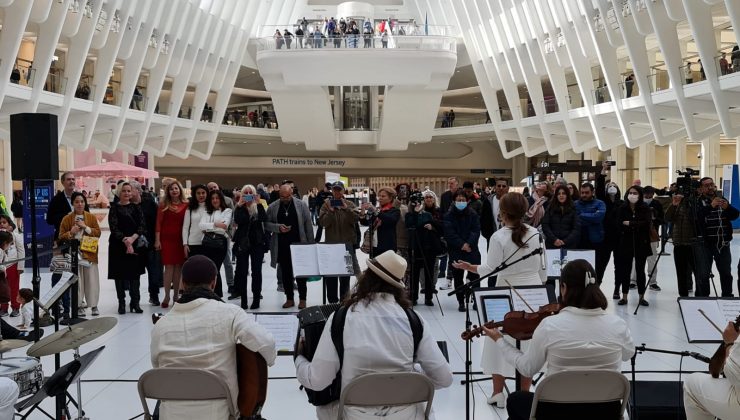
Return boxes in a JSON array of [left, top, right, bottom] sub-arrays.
[[700, 134, 721, 179], [638, 144, 650, 186], [736, 137, 740, 166], [669, 138, 687, 180]]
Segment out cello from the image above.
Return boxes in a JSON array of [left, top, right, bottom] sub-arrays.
[[152, 313, 268, 418]]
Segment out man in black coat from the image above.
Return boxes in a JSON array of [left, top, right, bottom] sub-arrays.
[[313, 183, 333, 242], [45, 172, 87, 319]]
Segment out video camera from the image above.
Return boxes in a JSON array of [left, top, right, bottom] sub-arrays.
[[408, 191, 424, 208], [676, 168, 700, 196]]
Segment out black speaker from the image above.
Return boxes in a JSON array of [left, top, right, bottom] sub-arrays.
[[10, 113, 59, 180], [631, 381, 687, 420]]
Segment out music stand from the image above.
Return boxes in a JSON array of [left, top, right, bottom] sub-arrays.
[[15, 345, 105, 419]]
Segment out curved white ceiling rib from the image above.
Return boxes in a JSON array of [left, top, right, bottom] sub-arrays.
[[416, 0, 740, 157]]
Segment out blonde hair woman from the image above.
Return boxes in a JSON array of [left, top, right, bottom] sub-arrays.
[[233, 185, 267, 309]]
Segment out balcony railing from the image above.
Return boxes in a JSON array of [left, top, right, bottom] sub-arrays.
[[435, 113, 489, 128], [255, 35, 456, 53], [258, 24, 456, 38]]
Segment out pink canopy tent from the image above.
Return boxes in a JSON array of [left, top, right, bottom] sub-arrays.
[[71, 161, 159, 179]]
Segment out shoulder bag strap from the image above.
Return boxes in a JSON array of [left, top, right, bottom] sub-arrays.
[[330, 306, 349, 368], [403, 307, 424, 361]]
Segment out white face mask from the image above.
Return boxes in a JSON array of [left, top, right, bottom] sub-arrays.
[[627, 194, 639, 204], [643, 198, 652, 205], [607, 186, 617, 195]]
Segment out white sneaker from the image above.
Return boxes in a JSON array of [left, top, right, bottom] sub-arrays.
[[78, 308, 87, 317], [437, 280, 450, 290], [487, 392, 506, 408], [91, 307, 99, 316]]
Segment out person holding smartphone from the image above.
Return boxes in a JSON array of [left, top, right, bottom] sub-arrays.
[[319, 182, 359, 304]]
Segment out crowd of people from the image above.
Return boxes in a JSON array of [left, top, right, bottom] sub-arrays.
[[272, 16, 428, 50], [5, 166, 735, 420]]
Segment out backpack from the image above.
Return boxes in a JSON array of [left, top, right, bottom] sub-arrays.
[[307, 305, 424, 406]]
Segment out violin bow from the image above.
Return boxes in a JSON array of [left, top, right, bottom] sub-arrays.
[[697, 309, 724, 335], [504, 279, 535, 312]]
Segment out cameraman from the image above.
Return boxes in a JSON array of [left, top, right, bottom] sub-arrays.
[[318, 182, 360, 303], [405, 190, 444, 306], [665, 180, 708, 297], [697, 177, 739, 297]]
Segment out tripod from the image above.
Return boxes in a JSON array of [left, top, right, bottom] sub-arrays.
[[447, 246, 543, 420], [633, 236, 667, 316]]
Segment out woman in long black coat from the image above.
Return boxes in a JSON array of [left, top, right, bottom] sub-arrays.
[[108, 183, 147, 314], [233, 185, 267, 310], [614, 185, 653, 307], [541, 185, 581, 250]]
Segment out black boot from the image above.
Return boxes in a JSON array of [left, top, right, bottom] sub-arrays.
[[130, 302, 143, 313], [118, 300, 126, 315]]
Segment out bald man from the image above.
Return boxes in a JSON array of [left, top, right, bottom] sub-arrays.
[[265, 185, 315, 308]]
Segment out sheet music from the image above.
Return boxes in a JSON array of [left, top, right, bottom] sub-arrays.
[[510, 287, 550, 312], [290, 244, 320, 277], [40, 272, 77, 308], [481, 296, 512, 323], [255, 314, 300, 354], [717, 299, 740, 323], [545, 249, 563, 277], [679, 299, 725, 342], [564, 250, 596, 268], [317, 243, 351, 276]]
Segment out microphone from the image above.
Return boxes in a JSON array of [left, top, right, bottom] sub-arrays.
[[688, 352, 711, 364]]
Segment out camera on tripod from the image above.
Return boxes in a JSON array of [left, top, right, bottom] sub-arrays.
[[676, 168, 700, 196]]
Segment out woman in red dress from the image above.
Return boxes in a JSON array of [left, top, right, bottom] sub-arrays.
[[155, 180, 188, 308]]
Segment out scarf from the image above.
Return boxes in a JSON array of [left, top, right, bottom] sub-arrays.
[[177, 286, 222, 304]]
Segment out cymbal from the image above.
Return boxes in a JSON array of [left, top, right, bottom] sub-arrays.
[[27, 317, 117, 358], [0, 340, 30, 353]]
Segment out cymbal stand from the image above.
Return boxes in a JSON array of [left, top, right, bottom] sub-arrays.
[[73, 347, 88, 420]]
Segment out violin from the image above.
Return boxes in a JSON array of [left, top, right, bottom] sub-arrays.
[[461, 303, 560, 341], [709, 314, 740, 378]]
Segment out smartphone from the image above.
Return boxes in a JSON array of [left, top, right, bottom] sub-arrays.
[[606, 160, 616, 166], [330, 199, 343, 208], [243, 194, 254, 201], [75, 215, 84, 223]]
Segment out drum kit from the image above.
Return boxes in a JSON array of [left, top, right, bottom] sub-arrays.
[[0, 316, 117, 419]]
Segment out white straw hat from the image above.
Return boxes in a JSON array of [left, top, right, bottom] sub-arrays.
[[366, 251, 407, 289]]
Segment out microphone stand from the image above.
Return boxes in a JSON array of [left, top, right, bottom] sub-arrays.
[[447, 246, 543, 420], [630, 344, 710, 420]]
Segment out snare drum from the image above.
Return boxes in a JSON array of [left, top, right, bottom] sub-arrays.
[[0, 357, 43, 398]]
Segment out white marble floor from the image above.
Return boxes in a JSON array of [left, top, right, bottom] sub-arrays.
[[6, 229, 738, 420]]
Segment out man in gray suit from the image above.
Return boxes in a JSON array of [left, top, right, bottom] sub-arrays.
[[266, 185, 315, 308]]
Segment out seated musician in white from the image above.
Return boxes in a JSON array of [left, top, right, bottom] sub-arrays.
[[683, 322, 740, 420], [481, 259, 634, 420], [295, 250, 453, 420], [150, 255, 277, 419], [0, 378, 18, 419]]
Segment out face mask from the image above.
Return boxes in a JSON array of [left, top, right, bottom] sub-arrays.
[[455, 202, 468, 210], [643, 198, 652, 205], [607, 186, 617, 195], [627, 194, 639, 204]]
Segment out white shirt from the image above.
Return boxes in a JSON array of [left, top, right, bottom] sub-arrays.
[[151, 298, 277, 420], [182, 203, 207, 245], [198, 208, 233, 237], [490, 195, 501, 230], [5, 231, 24, 261], [478, 225, 546, 285], [19, 303, 32, 329], [495, 306, 635, 377], [295, 294, 453, 420]]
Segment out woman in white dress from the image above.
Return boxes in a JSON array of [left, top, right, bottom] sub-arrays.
[[453, 192, 545, 408]]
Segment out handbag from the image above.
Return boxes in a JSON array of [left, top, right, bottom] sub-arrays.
[[202, 232, 227, 250], [79, 236, 99, 253]]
